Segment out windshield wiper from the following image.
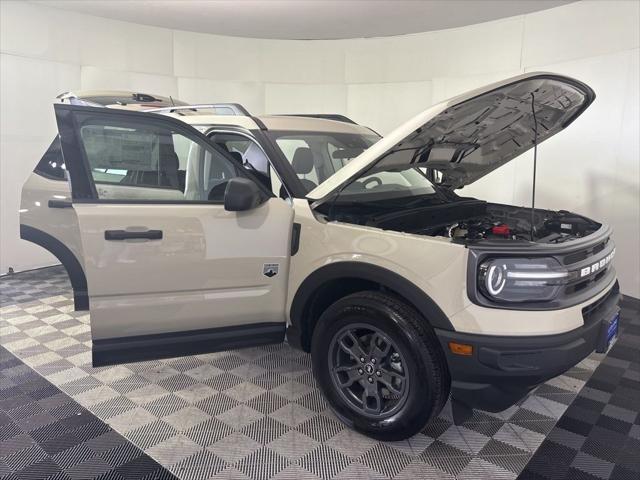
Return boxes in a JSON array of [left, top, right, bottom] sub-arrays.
[[331, 199, 400, 209], [402, 196, 448, 209]]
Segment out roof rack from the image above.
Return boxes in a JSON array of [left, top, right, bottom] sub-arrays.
[[56, 92, 103, 107], [56, 91, 189, 108], [279, 114, 358, 125], [146, 103, 251, 116]]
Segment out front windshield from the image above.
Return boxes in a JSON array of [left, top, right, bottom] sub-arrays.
[[337, 167, 439, 203], [268, 130, 379, 193]]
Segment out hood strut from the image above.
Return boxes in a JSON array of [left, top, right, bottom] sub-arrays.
[[530, 92, 539, 241]]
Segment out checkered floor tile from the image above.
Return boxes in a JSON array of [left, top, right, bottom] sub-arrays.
[[0, 344, 176, 480], [517, 296, 640, 480], [0, 266, 634, 479]]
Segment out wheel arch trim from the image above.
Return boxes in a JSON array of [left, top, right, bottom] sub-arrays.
[[19, 224, 88, 311], [288, 261, 454, 351]]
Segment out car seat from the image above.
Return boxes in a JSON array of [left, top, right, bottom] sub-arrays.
[[292, 147, 317, 192]]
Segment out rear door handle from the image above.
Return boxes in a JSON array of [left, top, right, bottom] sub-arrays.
[[104, 229, 163, 241], [48, 199, 73, 209]]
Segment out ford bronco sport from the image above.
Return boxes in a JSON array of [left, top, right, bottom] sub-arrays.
[[20, 74, 620, 440]]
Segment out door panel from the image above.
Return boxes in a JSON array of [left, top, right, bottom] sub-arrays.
[[54, 104, 293, 364], [74, 200, 293, 341]]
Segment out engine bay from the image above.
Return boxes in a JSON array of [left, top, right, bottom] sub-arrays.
[[423, 204, 601, 243], [325, 197, 601, 244]]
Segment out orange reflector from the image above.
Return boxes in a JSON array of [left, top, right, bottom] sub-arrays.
[[449, 342, 473, 356]]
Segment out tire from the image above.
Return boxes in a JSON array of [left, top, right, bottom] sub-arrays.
[[311, 291, 450, 441]]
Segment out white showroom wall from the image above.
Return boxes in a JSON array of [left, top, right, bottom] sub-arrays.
[[1, 1, 638, 296]]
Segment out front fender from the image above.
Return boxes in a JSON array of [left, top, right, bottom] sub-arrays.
[[288, 261, 454, 351]]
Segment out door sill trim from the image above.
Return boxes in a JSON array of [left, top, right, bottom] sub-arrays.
[[92, 322, 285, 367]]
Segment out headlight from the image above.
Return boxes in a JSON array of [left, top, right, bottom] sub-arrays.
[[478, 257, 568, 303]]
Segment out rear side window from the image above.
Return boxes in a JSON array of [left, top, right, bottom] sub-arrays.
[[35, 136, 66, 180]]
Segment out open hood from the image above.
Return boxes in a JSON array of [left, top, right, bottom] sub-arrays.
[[307, 73, 595, 203]]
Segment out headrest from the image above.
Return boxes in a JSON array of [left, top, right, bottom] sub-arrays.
[[228, 151, 243, 163], [292, 147, 314, 175], [160, 150, 179, 171]]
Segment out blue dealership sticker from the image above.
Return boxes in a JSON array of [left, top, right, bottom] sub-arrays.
[[607, 311, 619, 345], [596, 310, 620, 354]]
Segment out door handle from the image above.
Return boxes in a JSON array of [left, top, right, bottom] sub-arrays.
[[104, 229, 163, 241], [48, 199, 73, 209]]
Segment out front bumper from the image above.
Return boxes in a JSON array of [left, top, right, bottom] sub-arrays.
[[435, 281, 620, 412]]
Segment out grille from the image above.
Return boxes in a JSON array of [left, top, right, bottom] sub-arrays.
[[562, 237, 609, 265], [560, 235, 615, 301]]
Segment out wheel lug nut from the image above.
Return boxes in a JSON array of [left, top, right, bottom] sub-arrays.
[[358, 368, 363, 375], [376, 370, 381, 376], [371, 358, 376, 364], [367, 377, 373, 383], [360, 357, 365, 363]]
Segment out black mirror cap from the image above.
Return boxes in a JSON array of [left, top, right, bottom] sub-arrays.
[[224, 177, 265, 211]]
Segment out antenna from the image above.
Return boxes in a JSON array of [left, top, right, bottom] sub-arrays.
[[530, 92, 539, 240], [169, 95, 176, 107]]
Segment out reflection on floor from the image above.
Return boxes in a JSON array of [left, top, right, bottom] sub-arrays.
[[1, 266, 637, 479]]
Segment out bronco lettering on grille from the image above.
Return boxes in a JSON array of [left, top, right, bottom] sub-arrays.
[[580, 249, 615, 278]]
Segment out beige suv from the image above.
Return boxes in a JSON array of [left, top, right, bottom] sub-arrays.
[[20, 74, 620, 440]]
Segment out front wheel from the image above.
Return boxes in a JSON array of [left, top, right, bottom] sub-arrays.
[[311, 291, 450, 441]]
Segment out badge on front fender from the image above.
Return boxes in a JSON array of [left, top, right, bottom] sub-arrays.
[[263, 263, 279, 278]]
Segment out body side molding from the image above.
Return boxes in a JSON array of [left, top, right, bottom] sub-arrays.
[[19, 224, 88, 311]]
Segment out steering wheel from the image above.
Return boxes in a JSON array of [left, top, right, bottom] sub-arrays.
[[362, 177, 383, 189]]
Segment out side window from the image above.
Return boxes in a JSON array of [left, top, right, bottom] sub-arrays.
[[208, 132, 282, 197], [208, 132, 269, 176], [35, 136, 67, 180], [77, 119, 242, 202]]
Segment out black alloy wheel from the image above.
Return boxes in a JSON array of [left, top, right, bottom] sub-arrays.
[[329, 324, 409, 418], [311, 291, 450, 440]]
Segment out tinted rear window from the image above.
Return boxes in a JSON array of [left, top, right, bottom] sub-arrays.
[[35, 137, 66, 180]]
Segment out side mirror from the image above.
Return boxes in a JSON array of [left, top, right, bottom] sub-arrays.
[[223, 177, 265, 212]]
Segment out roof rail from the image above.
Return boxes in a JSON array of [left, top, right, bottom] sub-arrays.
[[56, 91, 189, 108], [279, 114, 358, 125], [56, 92, 103, 107], [146, 103, 251, 116]]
